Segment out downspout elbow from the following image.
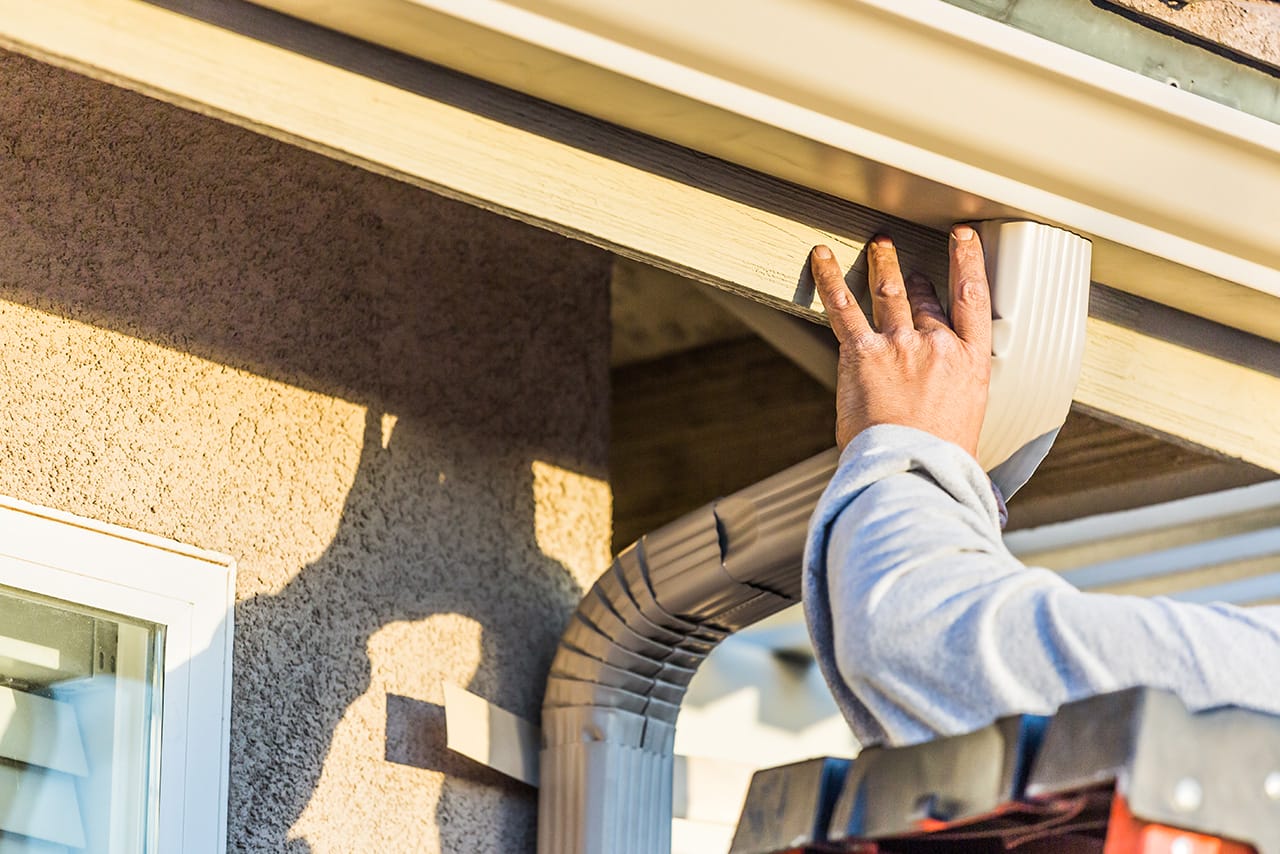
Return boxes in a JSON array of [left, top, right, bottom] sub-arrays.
[[538, 449, 840, 854]]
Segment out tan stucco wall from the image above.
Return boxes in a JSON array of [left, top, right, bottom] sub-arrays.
[[0, 51, 612, 852]]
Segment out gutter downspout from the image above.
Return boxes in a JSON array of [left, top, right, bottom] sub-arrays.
[[539, 220, 1092, 854], [540, 447, 839, 854]]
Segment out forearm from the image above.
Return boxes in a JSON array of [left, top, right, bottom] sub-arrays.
[[804, 425, 1280, 746]]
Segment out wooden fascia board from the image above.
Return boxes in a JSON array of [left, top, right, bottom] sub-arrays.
[[1, 0, 1278, 471], [245, 0, 1280, 344], [1075, 287, 1280, 474]]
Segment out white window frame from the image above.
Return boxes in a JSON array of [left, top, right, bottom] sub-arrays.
[[0, 495, 235, 854]]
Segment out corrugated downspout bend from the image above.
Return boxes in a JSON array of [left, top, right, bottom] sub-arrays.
[[538, 448, 839, 854]]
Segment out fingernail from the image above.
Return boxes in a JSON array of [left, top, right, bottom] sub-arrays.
[[812, 245, 832, 260], [952, 224, 975, 242], [872, 234, 893, 247]]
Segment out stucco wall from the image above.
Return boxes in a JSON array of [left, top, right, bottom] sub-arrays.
[[1109, 0, 1280, 68], [0, 51, 612, 852]]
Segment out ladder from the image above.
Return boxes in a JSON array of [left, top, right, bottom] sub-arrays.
[[728, 687, 1277, 854]]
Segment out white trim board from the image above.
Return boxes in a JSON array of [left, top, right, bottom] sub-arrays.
[[0, 496, 235, 854], [245, 0, 1280, 343], [1, 0, 1279, 471]]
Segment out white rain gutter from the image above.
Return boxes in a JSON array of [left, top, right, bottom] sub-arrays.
[[249, 0, 1280, 342]]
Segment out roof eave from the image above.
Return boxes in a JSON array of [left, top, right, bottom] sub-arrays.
[[247, 0, 1280, 342]]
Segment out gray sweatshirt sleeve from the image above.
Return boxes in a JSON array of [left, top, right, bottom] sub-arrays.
[[802, 424, 1280, 747]]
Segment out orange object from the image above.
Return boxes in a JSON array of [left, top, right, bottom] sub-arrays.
[[1103, 795, 1256, 854]]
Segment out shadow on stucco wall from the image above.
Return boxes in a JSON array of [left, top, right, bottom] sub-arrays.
[[234, 412, 584, 852], [0, 49, 612, 851]]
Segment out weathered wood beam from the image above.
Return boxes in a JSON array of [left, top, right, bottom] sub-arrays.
[[1073, 286, 1280, 474], [4, 0, 1278, 471]]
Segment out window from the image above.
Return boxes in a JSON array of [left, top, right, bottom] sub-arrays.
[[0, 497, 235, 853]]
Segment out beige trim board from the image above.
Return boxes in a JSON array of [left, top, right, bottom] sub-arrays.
[[246, 0, 1280, 343], [2, 0, 1278, 471]]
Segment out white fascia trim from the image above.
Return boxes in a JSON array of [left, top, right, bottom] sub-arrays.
[[252, 0, 1280, 338]]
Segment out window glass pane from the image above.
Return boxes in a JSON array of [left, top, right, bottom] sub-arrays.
[[0, 585, 163, 853]]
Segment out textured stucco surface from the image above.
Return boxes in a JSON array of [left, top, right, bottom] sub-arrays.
[[1110, 0, 1280, 68], [0, 50, 612, 852]]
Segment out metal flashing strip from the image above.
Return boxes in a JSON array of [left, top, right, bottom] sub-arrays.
[[1059, 527, 1280, 590], [1009, 478, 1280, 604], [248, 0, 1280, 342], [1003, 479, 1280, 563]]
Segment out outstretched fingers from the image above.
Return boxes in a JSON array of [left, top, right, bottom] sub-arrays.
[[811, 245, 872, 345], [948, 225, 993, 354]]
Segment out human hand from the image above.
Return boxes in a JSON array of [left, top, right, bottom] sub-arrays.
[[809, 226, 993, 458]]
